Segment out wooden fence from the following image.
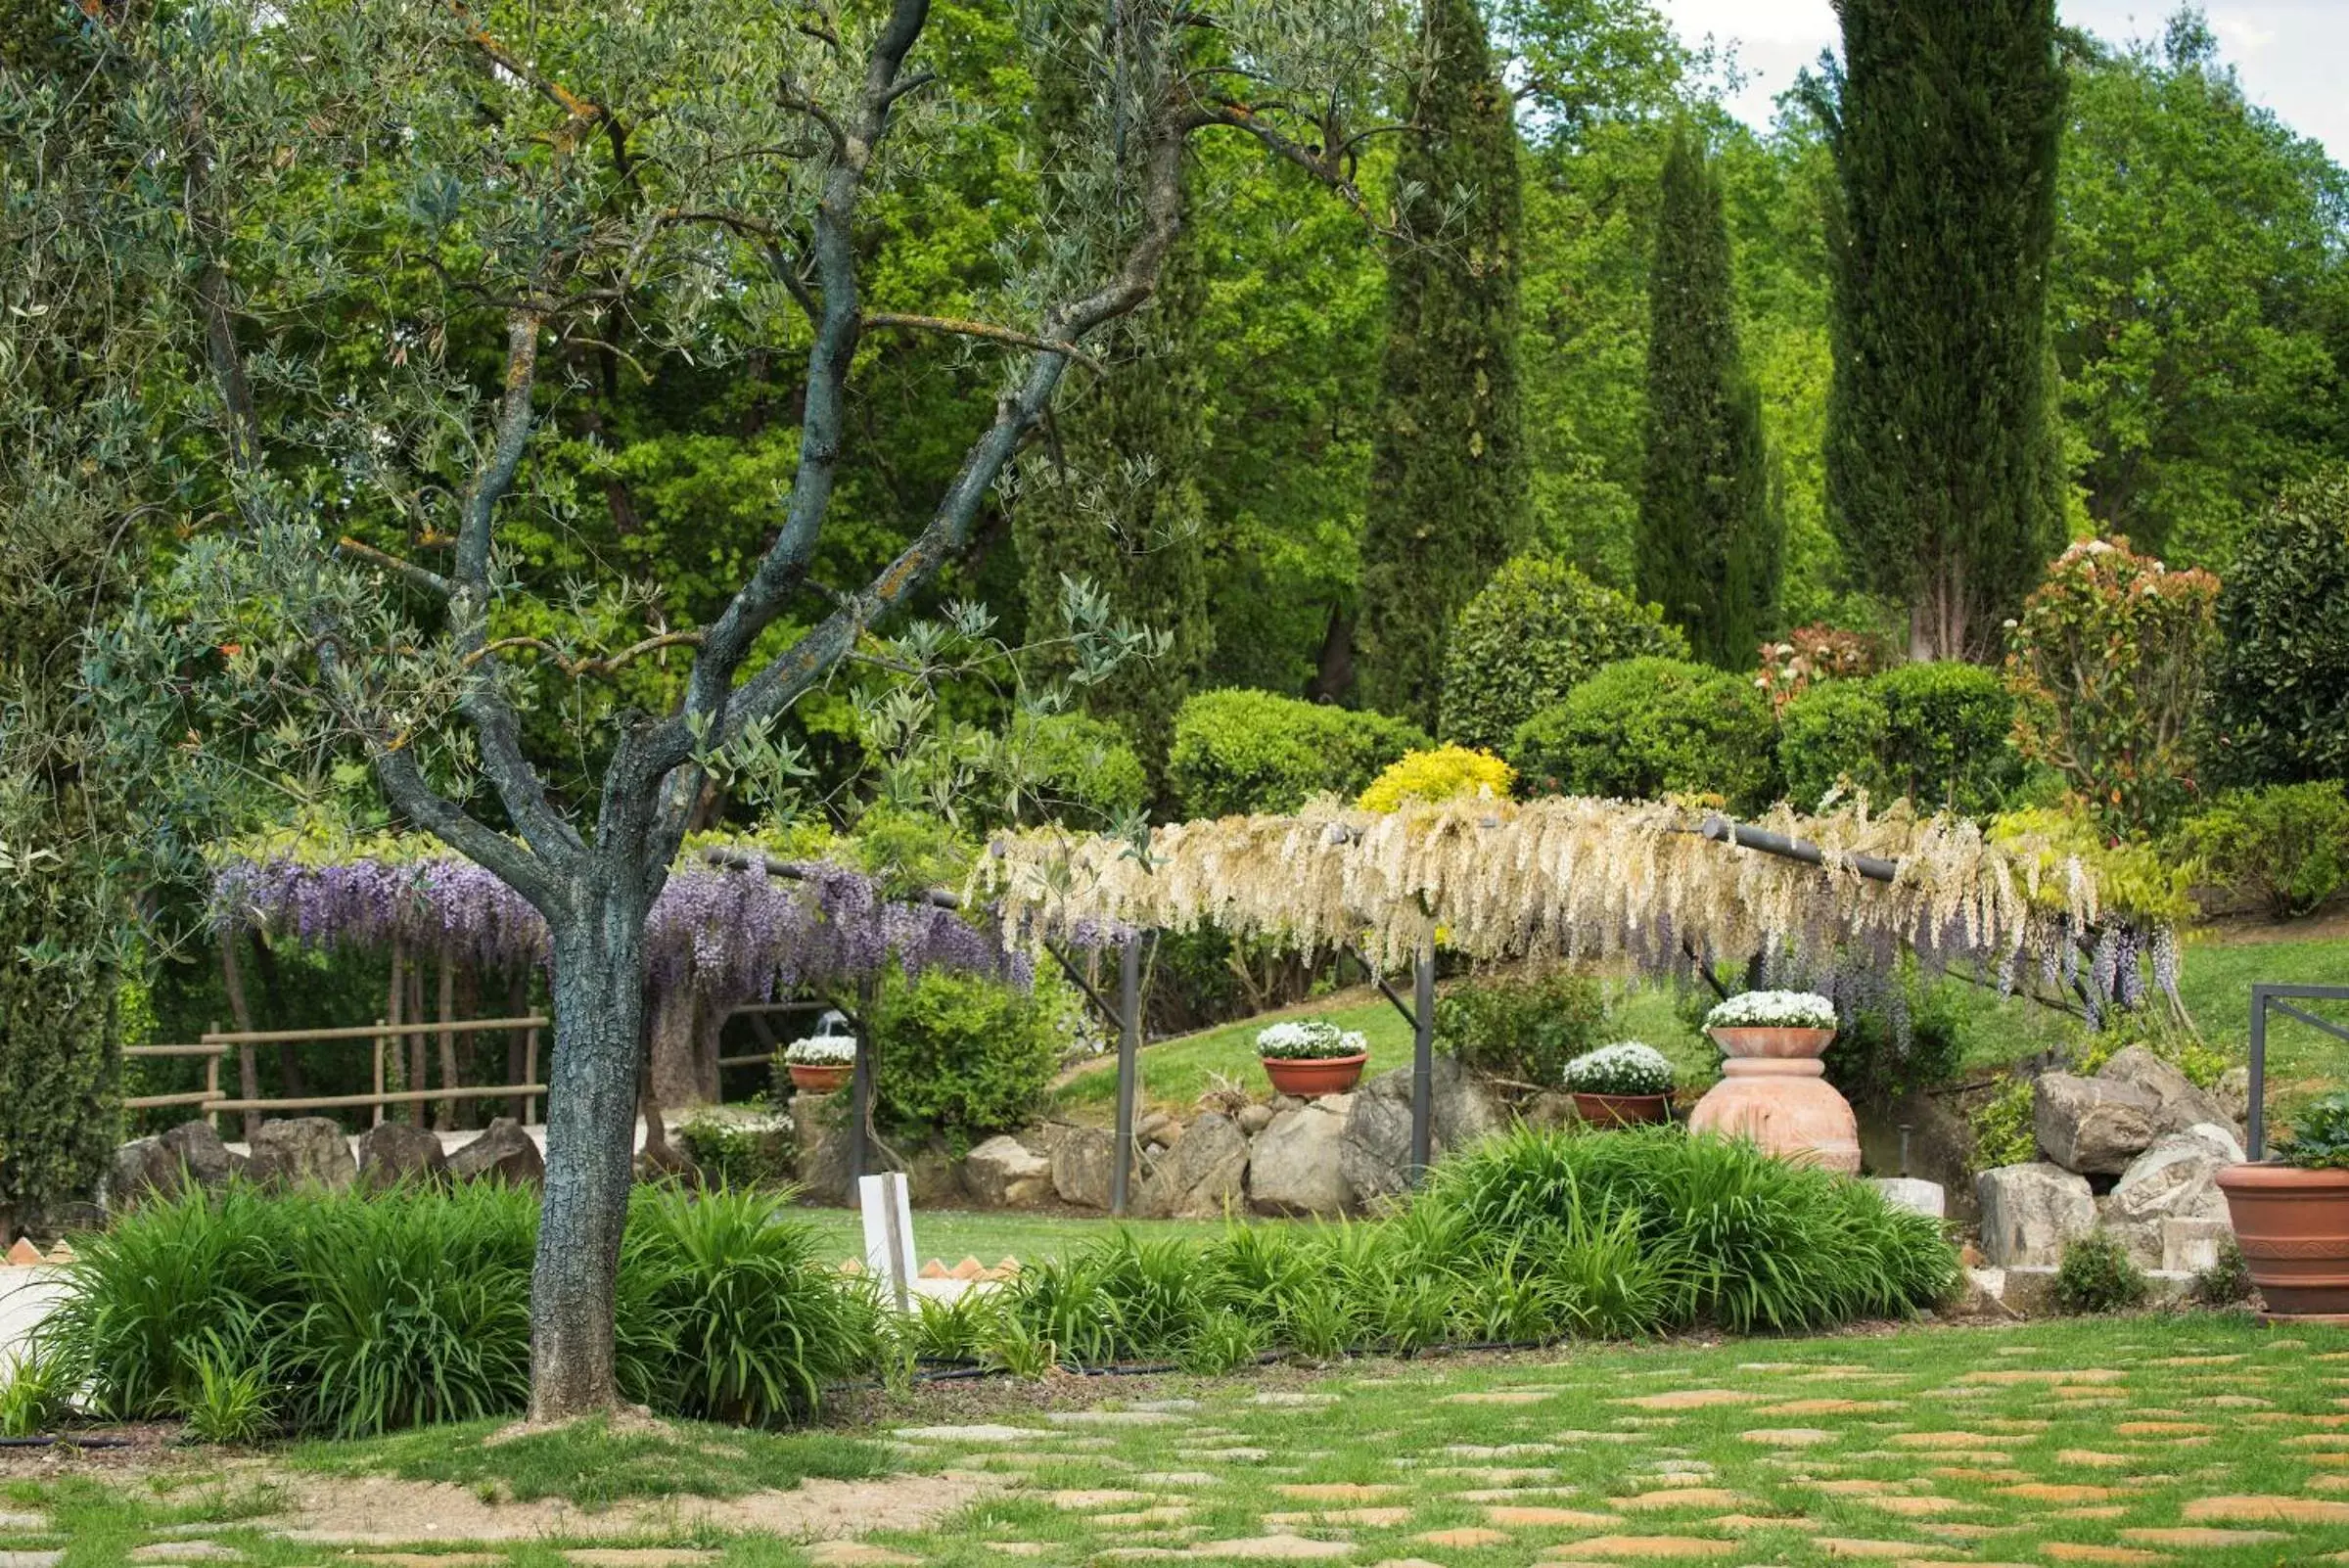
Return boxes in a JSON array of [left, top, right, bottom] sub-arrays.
[[124, 1015, 548, 1130]]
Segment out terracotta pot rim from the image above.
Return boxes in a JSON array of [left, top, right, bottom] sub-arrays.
[[2218, 1161, 2349, 1191]]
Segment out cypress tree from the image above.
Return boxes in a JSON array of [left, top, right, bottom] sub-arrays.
[[1637, 126, 1779, 668], [1815, 0, 2067, 661], [1015, 7, 1214, 785], [1356, 0, 1527, 727]]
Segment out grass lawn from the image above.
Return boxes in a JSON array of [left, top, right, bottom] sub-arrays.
[[2178, 920, 2349, 1095], [791, 1205, 1248, 1267], [10, 1312, 2348, 1565], [1050, 992, 1415, 1120]]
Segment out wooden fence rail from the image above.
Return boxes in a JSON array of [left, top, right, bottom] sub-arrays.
[[123, 1017, 550, 1130]]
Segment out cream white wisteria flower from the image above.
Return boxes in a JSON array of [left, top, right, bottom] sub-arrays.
[[1704, 990, 1838, 1031], [783, 1035, 856, 1066], [1256, 1019, 1369, 1060], [1561, 1040, 1675, 1096]]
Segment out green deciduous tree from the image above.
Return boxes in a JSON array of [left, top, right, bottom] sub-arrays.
[[1356, 0, 1528, 725], [1636, 125, 1780, 666], [23, 0, 1406, 1418], [1812, 0, 2068, 661], [2052, 12, 2349, 568]]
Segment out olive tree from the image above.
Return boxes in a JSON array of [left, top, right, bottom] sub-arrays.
[[19, 0, 1407, 1417]]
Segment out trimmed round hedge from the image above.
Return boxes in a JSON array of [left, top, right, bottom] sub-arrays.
[[1167, 688, 1427, 818], [1778, 661, 2019, 815], [1508, 656, 1776, 810], [1439, 555, 1687, 756]]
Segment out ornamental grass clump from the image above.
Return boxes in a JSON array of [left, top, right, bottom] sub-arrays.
[[38, 1182, 879, 1437], [1704, 990, 1838, 1031], [1255, 1019, 1367, 1060], [1560, 1041, 1675, 1097]]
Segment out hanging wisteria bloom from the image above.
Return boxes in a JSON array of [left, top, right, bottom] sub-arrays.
[[208, 834, 1026, 1018]]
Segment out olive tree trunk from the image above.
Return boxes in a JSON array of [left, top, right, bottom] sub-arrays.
[[529, 874, 657, 1421]]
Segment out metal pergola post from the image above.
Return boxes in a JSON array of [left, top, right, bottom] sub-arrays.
[[1110, 936, 1142, 1217], [1409, 945, 1435, 1183]]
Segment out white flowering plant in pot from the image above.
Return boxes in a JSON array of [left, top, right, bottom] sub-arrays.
[[1561, 1041, 1675, 1098], [1704, 991, 1838, 1032], [1256, 1019, 1369, 1060], [783, 1035, 856, 1066]]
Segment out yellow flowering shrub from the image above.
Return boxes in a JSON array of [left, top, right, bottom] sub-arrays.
[[1356, 746, 1514, 813]]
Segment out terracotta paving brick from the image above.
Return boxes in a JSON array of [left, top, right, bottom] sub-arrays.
[[1619, 1490, 1744, 1512], [1413, 1528, 1508, 1547], [1924, 1468, 2031, 1484], [1810, 1540, 1962, 1560], [1956, 1369, 2127, 1386], [1439, 1391, 1551, 1407], [2040, 1546, 2165, 1565], [1888, 1433, 2005, 1451], [1539, 1537, 1738, 1559], [2054, 1451, 2134, 1469], [1264, 1509, 1409, 1528], [1273, 1484, 1403, 1502], [1616, 1390, 1764, 1411], [1486, 1506, 1624, 1528], [2113, 1422, 2209, 1437], [2117, 1527, 2291, 1546], [1857, 1497, 1982, 1518], [2183, 1495, 2349, 1524], [1995, 1484, 2122, 1504], [1738, 1428, 1833, 1446], [1814, 1480, 1901, 1496]]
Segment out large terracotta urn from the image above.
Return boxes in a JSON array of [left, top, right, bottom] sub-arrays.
[[2216, 1163, 2349, 1318], [1687, 1028, 1861, 1175]]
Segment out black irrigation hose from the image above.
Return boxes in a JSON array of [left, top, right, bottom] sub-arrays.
[[0, 1435, 132, 1449]]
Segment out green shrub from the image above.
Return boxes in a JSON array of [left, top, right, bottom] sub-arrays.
[[1968, 1074, 2039, 1172], [674, 1116, 793, 1189], [1166, 689, 1428, 818], [1435, 969, 1607, 1087], [1439, 556, 1687, 754], [1509, 657, 1777, 809], [1776, 679, 1887, 809], [0, 1343, 77, 1438], [2053, 1230, 2149, 1314], [2173, 780, 2349, 919], [41, 1182, 878, 1436], [1781, 663, 2018, 815], [869, 968, 1067, 1150], [1821, 971, 1965, 1105], [1002, 711, 1148, 824], [2190, 1237, 2253, 1308], [2206, 467, 2349, 786], [2280, 1090, 2349, 1170]]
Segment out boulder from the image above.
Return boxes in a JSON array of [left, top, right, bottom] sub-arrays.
[[2163, 1215, 2235, 1274], [2100, 1124, 2243, 1266], [161, 1119, 243, 1188], [247, 1118, 357, 1192], [1974, 1161, 2096, 1267], [1051, 1126, 1138, 1212], [963, 1135, 1052, 1208], [1868, 1177, 1947, 1220], [356, 1120, 449, 1191], [111, 1120, 245, 1205], [1339, 1056, 1502, 1203], [2033, 1073, 2159, 1174], [1136, 1111, 1182, 1149], [1248, 1096, 1355, 1216], [2096, 1046, 2239, 1139], [1235, 1103, 1274, 1135], [897, 1141, 965, 1206], [1338, 1089, 1416, 1204], [2215, 1066, 2252, 1129], [1134, 1112, 1250, 1220], [446, 1117, 544, 1186]]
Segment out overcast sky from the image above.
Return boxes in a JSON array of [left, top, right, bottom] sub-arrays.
[[1652, 1, 2348, 162]]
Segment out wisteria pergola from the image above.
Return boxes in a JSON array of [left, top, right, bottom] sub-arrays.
[[977, 794, 2177, 1209], [209, 835, 1027, 1143]]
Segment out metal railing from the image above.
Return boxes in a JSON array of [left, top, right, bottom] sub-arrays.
[[2248, 983, 2349, 1159]]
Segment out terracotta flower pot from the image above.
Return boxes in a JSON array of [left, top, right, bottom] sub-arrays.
[[1686, 1056, 1862, 1175], [788, 1063, 852, 1095], [2217, 1162, 2349, 1318], [1706, 1026, 1837, 1060], [1263, 1052, 1368, 1098], [1571, 1091, 1673, 1128]]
